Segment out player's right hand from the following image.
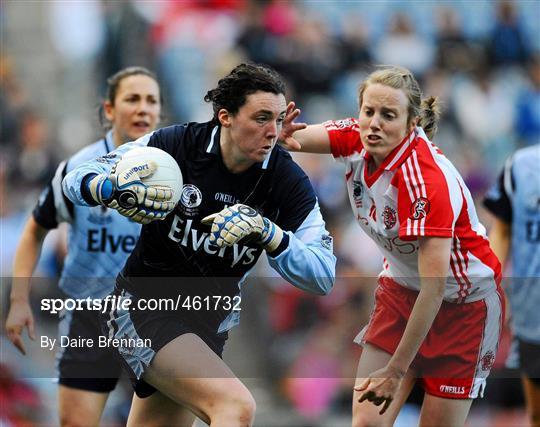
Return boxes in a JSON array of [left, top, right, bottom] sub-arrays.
[[6, 300, 35, 355], [86, 160, 176, 224]]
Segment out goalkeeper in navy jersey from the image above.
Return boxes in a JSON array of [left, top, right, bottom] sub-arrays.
[[62, 63, 336, 426]]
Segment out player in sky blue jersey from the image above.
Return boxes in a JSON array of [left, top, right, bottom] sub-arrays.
[[5, 67, 162, 427], [62, 63, 336, 426], [484, 144, 540, 427]]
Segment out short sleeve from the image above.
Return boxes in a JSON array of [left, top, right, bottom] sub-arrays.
[[33, 160, 74, 228], [483, 158, 513, 224], [396, 154, 457, 240], [323, 118, 362, 160]]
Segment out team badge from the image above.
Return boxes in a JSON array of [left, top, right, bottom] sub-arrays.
[[179, 184, 203, 216], [181, 184, 202, 208], [352, 180, 364, 207], [410, 197, 430, 220], [321, 234, 333, 250], [382, 206, 397, 229], [481, 350, 495, 371], [334, 118, 357, 129]]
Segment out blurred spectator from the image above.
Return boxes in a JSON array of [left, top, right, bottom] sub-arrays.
[[434, 7, 479, 73], [0, 363, 43, 426], [486, 1, 530, 67], [99, 2, 154, 83], [8, 109, 56, 196], [515, 53, 540, 147], [373, 12, 435, 78], [452, 63, 515, 166]]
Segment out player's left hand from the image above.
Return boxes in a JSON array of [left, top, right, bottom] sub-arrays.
[[202, 204, 284, 252], [353, 365, 404, 415], [278, 101, 307, 151]]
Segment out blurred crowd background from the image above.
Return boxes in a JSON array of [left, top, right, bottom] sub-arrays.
[[1, 1, 539, 426]]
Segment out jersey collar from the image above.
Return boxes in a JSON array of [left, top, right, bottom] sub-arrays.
[[104, 130, 115, 153], [362, 128, 418, 187], [205, 125, 272, 170]]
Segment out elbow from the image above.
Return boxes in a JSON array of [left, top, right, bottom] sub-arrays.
[[311, 268, 336, 296]]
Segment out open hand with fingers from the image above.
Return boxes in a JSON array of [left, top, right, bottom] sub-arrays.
[[278, 101, 307, 151], [354, 365, 404, 415], [6, 299, 36, 355]]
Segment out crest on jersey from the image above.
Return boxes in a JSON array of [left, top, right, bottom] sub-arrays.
[[410, 197, 430, 220], [382, 206, 397, 229], [334, 118, 356, 129], [87, 205, 113, 225], [181, 184, 202, 208], [353, 180, 364, 207], [481, 350, 495, 371], [179, 184, 202, 216], [321, 234, 333, 250]]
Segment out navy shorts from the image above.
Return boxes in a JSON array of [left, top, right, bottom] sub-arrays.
[[518, 338, 540, 385], [100, 287, 228, 398], [57, 307, 121, 393]]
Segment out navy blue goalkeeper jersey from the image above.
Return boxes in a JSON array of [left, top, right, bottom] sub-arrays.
[[63, 121, 336, 332]]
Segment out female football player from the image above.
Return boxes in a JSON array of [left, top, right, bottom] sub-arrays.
[[484, 144, 540, 427], [279, 65, 505, 427], [6, 66, 163, 426], [61, 63, 336, 426]]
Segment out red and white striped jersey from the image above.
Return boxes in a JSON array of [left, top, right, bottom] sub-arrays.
[[325, 118, 501, 303]]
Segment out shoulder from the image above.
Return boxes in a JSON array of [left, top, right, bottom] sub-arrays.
[[269, 146, 316, 198], [271, 146, 310, 181], [66, 139, 107, 172], [149, 121, 216, 156], [513, 144, 540, 166]]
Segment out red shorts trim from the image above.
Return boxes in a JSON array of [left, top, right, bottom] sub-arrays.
[[359, 277, 504, 399]]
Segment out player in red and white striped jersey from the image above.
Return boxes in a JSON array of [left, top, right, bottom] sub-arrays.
[[280, 65, 505, 426]]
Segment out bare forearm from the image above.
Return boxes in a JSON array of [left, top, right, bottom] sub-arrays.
[[488, 218, 511, 268], [389, 237, 450, 374], [290, 124, 331, 153], [388, 279, 445, 374], [11, 217, 48, 302]]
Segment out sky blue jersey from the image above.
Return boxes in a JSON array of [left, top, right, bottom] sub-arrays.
[[33, 132, 141, 299], [484, 144, 540, 343]]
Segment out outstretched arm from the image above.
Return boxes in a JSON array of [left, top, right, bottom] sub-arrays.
[[487, 217, 511, 268], [279, 102, 331, 153]]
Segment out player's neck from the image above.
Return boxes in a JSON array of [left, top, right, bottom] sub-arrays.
[[220, 133, 253, 174], [111, 128, 124, 148]]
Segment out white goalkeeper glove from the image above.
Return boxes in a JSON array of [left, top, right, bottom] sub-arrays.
[[84, 160, 175, 224], [202, 204, 285, 253]]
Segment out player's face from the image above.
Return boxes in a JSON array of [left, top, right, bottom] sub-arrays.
[[104, 74, 161, 145], [226, 91, 287, 165], [358, 83, 414, 166]]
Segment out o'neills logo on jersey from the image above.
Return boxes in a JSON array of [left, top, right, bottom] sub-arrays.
[[481, 350, 495, 371], [352, 180, 364, 207], [439, 385, 466, 395], [410, 197, 430, 220], [382, 206, 397, 229], [179, 184, 203, 216]]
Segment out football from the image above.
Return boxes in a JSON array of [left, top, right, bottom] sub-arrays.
[[115, 146, 183, 205]]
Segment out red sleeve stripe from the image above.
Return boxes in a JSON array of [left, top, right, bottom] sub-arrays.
[[451, 236, 473, 302], [402, 152, 428, 236]]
